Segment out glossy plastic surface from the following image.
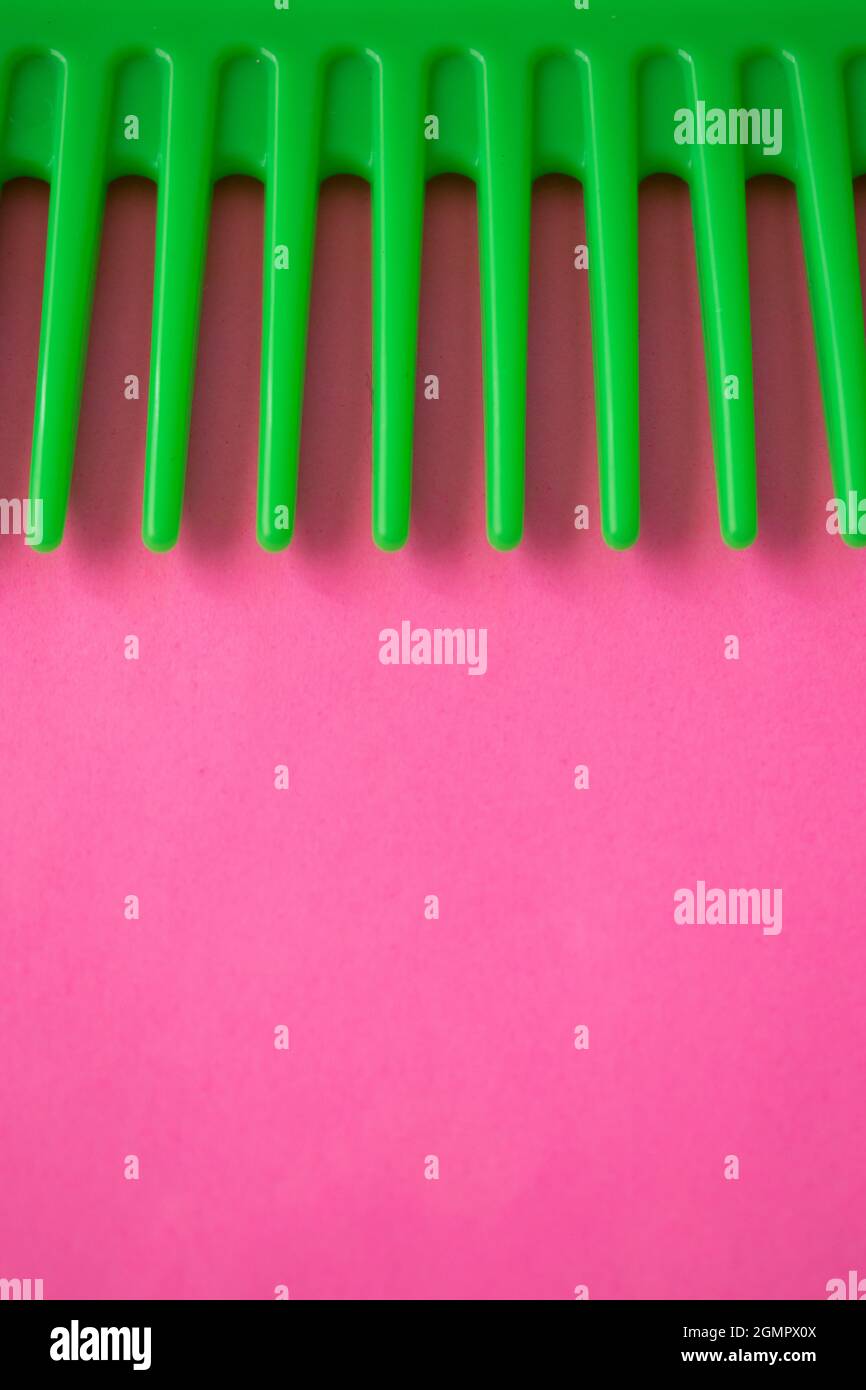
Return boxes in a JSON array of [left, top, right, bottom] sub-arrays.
[[2, 0, 866, 551]]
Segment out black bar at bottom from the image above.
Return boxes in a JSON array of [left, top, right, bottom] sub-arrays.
[[1, 1297, 862, 1374]]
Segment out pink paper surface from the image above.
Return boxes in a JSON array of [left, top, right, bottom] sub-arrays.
[[0, 174, 864, 1300]]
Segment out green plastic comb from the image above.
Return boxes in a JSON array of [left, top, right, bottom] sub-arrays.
[[4, 0, 866, 552]]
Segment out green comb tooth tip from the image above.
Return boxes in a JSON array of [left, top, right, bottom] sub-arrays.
[[30, 62, 108, 552], [371, 58, 426, 553], [142, 59, 215, 554], [789, 55, 866, 522], [583, 58, 641, 551], [688, 58, 758, 550], [478, 58, 531, 553], [257, 55, 320, 555], [4, 2, 866, 552]]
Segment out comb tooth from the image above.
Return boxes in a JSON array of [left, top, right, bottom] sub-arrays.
[[142, 62, 215, 552], [371, 59, 426, 551], [257, 60, 320, 552], [477, 59, 532, 551], [582, 61, 640, 549], [688, 62, 757, 548], [29, 68, 108, 551], [790, 58, 866, 545]]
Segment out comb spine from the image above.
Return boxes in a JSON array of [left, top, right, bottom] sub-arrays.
[[686, 55, 757, 548], [581, 56, 640, 550], [788, 54, 866, 544], [477, 55, 532, 551], [257, 55, 321, 552], [371, 55, 427, 551], [29, 60, 109, 551], [142, 56, 216, 552]]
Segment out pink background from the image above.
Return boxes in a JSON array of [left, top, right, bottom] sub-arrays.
[[0, 174, 864, 1300]]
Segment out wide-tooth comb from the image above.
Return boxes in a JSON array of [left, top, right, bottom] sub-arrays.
[[3, 0, 866, 551]]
